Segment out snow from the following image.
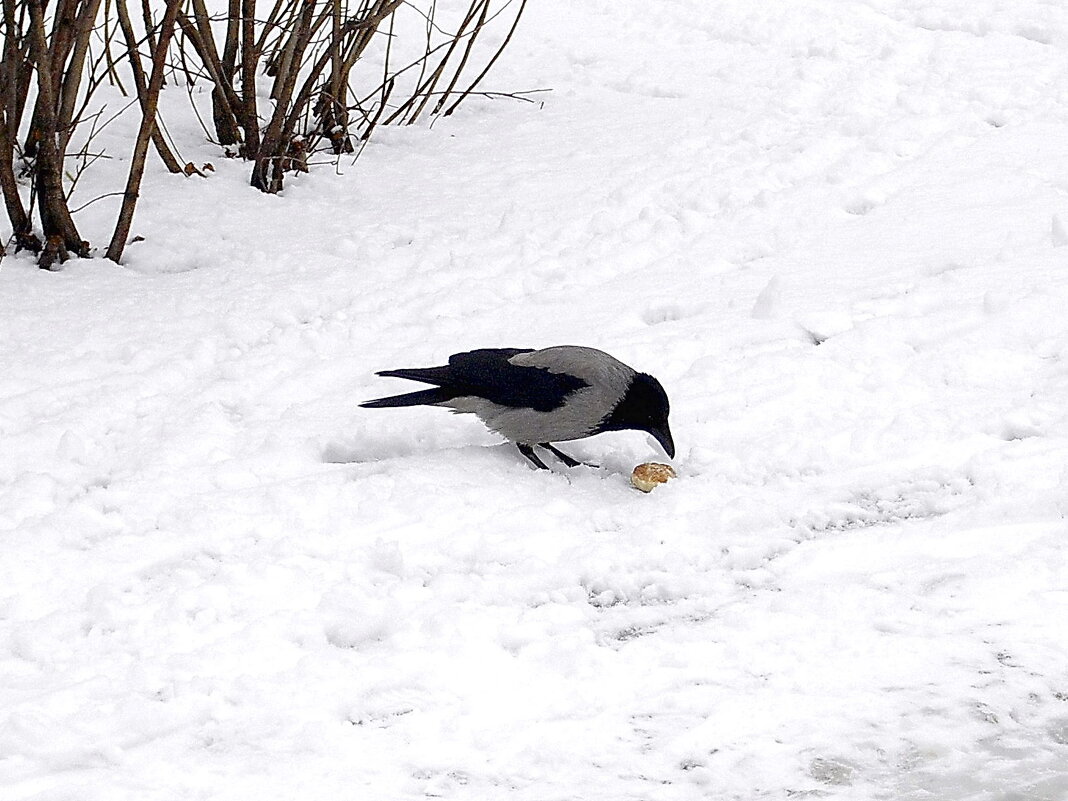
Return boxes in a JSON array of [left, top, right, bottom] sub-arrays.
[[3, 0, 1068, 799]]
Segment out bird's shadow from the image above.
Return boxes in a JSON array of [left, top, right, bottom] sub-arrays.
[[321, 438, 621, 475], [321, 435, 420, 465], [322, 437, 515, 467]]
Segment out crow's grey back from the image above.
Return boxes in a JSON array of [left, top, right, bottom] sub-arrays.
[[446, 346, 636, 444]]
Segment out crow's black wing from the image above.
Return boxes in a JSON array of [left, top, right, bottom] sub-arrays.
[[447, 348, 589, 412]]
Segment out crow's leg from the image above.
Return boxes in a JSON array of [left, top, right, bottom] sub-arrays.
[[539, 443, 598, 469], [517, 443, 550, 470], [539, 443, 580, 467]]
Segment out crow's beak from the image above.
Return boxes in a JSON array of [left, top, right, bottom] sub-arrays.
[[651, 423, 675, 459]]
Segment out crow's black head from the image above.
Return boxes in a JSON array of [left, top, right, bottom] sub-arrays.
[[596, 372, 674, 458]]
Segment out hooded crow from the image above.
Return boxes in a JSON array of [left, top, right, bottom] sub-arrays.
[[360, 346, 674, 470]]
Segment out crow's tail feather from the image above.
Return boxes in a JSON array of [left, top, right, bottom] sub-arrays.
[[360, 387, 456, 408]]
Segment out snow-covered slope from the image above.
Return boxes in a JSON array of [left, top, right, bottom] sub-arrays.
[[3, 1, 1068, 799]]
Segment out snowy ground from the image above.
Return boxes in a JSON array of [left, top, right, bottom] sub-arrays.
[[4, 0, 1068, 799]]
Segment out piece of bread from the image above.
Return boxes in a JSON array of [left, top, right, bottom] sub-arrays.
[[631, 462, 677, 492]]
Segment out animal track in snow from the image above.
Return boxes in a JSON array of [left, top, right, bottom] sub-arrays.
[[641, 301, 708, 326], [793, 475, 974, 534]]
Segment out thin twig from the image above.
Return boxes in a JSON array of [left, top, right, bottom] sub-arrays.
[[69, 190, 125, 213], [444, 0, 527, 117]]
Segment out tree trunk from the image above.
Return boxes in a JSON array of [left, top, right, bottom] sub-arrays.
[[115, 0, 182, 173], [106, 0, 181, 262], [56, 0, 105, 154], [251, 0, 315, 193], [240, 0, 260, 155], [0, 120, 39, 253], [0, 0, 38, 251], [27, 0, 88, 265], [183, 1, 244, 149]]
